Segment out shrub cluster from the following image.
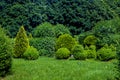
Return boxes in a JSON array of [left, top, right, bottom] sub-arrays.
[[0, 27, 12, 77], [55, 48, 70, 59], [84, 35, 97, 45], [23, 46, 39, 60]]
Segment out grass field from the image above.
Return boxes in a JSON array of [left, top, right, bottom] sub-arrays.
[[2, 57, 117, 80]]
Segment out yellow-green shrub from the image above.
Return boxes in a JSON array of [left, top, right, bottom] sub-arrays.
[[55, 48, 70, 59], [84, 35, 97, 45]]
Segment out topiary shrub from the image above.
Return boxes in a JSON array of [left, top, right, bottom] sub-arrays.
[[14, 26, 29, 58], [56, 34, 76, 51], [84, 35, 97, 46], [72, 45, 87, 60], [0, 27, 12, 77], [54, 24, 71, 38], [97, 45, 117, 61], [85, 45, 96, 59], [23, 46, 39, 60], [32, 22, 55, 38], [29, 37, 56, 56], [55, 48, 70, 59]]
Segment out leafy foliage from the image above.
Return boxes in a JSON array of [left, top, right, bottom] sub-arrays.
[[55, 48, 70, 59], [72, 45, 87, 60], [32, 22, 55, 38], [56, 34, 76, 51], [0, 27, 12, 77], [84, 35, 97, 45], [14, 26, 29, 58], [23, 46, 39, 60], [30, 37, 56, 56]]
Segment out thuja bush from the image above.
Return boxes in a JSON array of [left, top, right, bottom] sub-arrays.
[[54, 24, 71, 38], [29, 37, 56, 56], [32, 22, 55, 38], [23, 46, 39, 60], [97, 44, 116, 61], [56, 34, 76, 51], [14, 26, 29, 58], [0, 27, 12, 77], [55, 48, 70, 59], [72, 45, 87, 60]]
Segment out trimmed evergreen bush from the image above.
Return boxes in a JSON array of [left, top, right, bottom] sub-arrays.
[[72, 45, 87, 60], [14, 26, 29, 58], [56, 34, 76, 51], [0, 27, 12, 77], [55, 48, 70, 59], [54, 24, 71, 38], [23, 46, 39, 60], [32, 22, 55, 38], [29, 37, 56, 56], [97, 45, 116, 61], [84, 35, 97, 45]]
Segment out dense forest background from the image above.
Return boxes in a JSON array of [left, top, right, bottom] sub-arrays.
[[0, 0, 120, 37]]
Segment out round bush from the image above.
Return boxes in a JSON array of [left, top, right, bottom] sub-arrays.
[[54, 24, 71, 38], [84, 35, 97, 45], [32, 22, 55, 38], [97, 47, 116, 61], [29, 37, 56, 56], [56, 34, 76, 51], [55, 48, 70, 59], [0, 28, 12, 77], [72, 45, 87, 60], [23, 46, 39, 60]]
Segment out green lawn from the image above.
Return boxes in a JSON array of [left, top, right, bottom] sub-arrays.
[[2, 57, 116, 80]]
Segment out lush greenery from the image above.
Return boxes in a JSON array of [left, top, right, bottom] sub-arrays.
[[0, 27, 12, 77], [14, 26, 29, 58], [1, 57, 116, 80], [23, 46, 39, 60]]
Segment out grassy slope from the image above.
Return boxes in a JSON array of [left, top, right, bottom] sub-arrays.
[[3, 57, 116, 80]]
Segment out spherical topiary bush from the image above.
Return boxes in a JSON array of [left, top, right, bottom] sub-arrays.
[[55, 48, 70, 59], [54, 24, 71, 38], [72, 45, 87, 60], [14, 26, 29, 58], [56, 34, 76, 51], [0, 27, 12, 77], [32, 22, 55, 38], [84, 35, 97, 45], [97, 47, 116, 61], [23, 46, 39, 60]]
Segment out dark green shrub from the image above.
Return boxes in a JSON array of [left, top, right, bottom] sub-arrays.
[[85, 45, 96, 59], [32, 22, 55, 38], [0, 27, 12, 77], [54, 24, 71, 38], [84, 35, 97, 45], [23, 46, 39, 60], [97, 45, 116, 61], [72, 45, 87, 60], [55, 48, 70, 59], [29, 37, 56, 56], [14, 26, 29, 58], [56, 34, 77, 51]]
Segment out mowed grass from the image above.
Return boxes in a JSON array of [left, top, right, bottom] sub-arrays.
[[3, 57, 116, 80]]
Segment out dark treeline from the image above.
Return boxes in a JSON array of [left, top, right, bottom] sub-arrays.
[[0, 0, 120, 37]]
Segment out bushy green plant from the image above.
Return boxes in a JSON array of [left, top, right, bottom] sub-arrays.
[[0, 27, 12, 77], [85, 45, 96, 59], [14, 26, 29, 58], [56, 34, 76, 51], [55, 48, 70, 59], [29, 37, 56, 56], [72, 45, 87, 60], [84, 35, 97, 45], [32, 22, 55, 38], [23, 46, 39, 60], [54, 24, 71, 37], [97, 45, 116, 61]]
